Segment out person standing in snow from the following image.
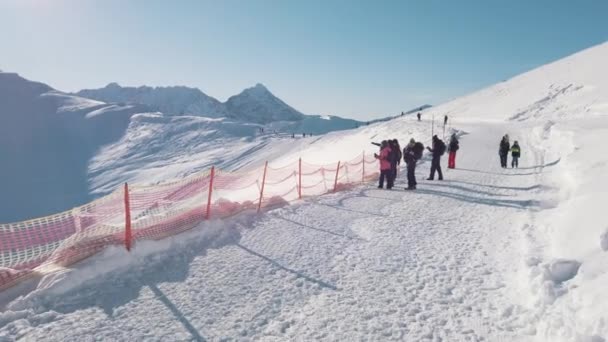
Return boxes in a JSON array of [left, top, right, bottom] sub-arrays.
[[511, 140, 521, 168], [447, 133, 459, 169], [426, 135, 446, 180], [417, 112, 421, 121], [388, 139, 402, 187], [403, 138, 424, 190], [374, 140, 392, 189], [499, 135, 510, 168], [444, 115, 448, 126]]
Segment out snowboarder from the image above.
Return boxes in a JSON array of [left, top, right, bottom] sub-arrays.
[[374, 141, 392, 189], [417, 112, 421, 121], [426, 135, 446, 180], [499, 135, 510, 168], [511, 140, 521, 168], [403, 138, 424, 190], [447, 133, 459, 169]]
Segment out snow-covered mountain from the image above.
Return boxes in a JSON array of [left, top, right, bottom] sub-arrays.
[[224, 83, 304, 123], [77, 83, 229, 118], [0, 72, 152, 222], [76, 82, 364, 131]]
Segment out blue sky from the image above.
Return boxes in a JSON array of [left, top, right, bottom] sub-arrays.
[[1, 0, 607, 120]]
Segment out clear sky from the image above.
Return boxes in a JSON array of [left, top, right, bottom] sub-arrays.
[[1, 0, 607, 120]]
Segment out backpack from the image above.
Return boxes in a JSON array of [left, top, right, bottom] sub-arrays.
[[436, 140, 446, 156], [412, 142, 424, 160]]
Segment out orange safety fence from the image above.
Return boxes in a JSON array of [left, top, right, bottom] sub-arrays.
[[0, 152, 380, 291]]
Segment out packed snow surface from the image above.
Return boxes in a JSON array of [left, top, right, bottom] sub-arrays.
[[1, 41, 608, 341]]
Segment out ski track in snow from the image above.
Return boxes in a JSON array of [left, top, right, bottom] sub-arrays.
[[0, 122, 556, 341]]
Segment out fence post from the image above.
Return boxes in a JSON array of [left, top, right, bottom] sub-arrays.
[[257, 161, 268, 212], [124, 182, 132, 251], [298, 158, 302, 199], [333, 161, 341, 192], [205, 166, 215, 220], [362, 152, 365, 183]]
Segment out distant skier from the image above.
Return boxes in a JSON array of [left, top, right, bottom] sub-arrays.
[[403, 138, 424, 190], [511, 140, 521, 168], [499, 135, 510, 168], [374, 141, 393, 189], [426, 135, 446, 180], [447, 133, 459, 169], [444, 115, 448, 126], [417, 112, 421, 121]]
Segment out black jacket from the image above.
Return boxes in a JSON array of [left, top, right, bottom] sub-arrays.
[[427, 139, 445, 158], [499, 140, 510, 155], [448, 139, 459, 152], [511, 144, 521, 157]]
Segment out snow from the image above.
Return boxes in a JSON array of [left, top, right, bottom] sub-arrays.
[[1, 41, 608, 341], [0, 72, 152, 223], [77, 82, 230, 118], [76, 82, 365, 133]]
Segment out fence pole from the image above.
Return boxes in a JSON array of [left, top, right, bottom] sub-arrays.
[[298, 158, 302, 199], [333, 161, 341, 192], [257, 161, 268, 212], [124, 182, 132, 251], [205, 166, 215, 220], [362, 152, 365, 183]]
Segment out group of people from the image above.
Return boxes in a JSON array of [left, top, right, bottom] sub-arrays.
[[372, 139, 402, 189], [374, 133, 460, 190], [498, 134, 522, 168]]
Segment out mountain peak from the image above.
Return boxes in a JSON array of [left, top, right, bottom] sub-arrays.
[[105, 82, 122, 89]]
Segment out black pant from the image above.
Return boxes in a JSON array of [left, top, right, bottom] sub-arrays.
[[407, 161, 417, 188], [500, 153, 508, 168], [429, 157, 443, 180], [379, 170, 392, 188], [390, 162, 398, 187], [512, 156, 519, 168]]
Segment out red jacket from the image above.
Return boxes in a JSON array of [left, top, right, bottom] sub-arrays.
[[377, 146, 392, 170]]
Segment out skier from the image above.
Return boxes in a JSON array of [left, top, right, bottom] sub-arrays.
[[444, 115, 448, 126], [417, 112, 421, 121], [403, 138, 424, 190], [374, 141, 393, 189], [447, 133, 459, 169], [511, 140, 521, 168], [499, 135, 510, 168], [426, 135, 446, 180]]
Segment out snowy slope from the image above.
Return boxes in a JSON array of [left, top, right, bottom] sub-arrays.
[[1, 41, 608, 341], [425, 42, 608, 122], [0, 72, 152, 222]]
